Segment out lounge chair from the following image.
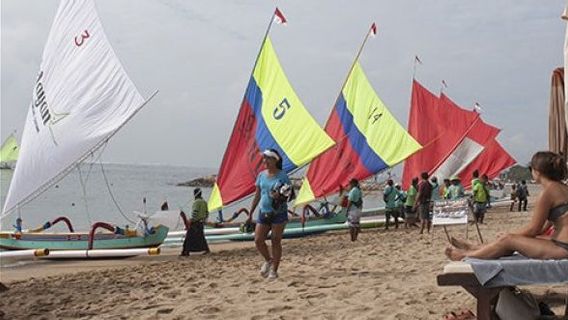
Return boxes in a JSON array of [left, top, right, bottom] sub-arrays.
[[437, 256, 568, 320]]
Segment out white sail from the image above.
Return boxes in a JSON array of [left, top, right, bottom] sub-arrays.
[[2, 0, 145, 216]]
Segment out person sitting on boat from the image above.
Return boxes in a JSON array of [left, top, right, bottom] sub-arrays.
[[247, 149, 291, 280], [316, 198, 333, 218], [446, 151, 568, 261], [180, 187, 210, 256], [13, 217, 22, 233], [347, 178, 363, 241]]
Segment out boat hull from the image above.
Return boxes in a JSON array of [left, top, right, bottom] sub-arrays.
[[0, 225, 169, 250]]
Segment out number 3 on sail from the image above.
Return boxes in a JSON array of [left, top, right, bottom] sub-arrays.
[[74, 30, 90, 47], [273, 98, 291, 120]]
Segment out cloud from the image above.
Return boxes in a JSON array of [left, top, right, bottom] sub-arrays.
[[1, 0, 564, 169]]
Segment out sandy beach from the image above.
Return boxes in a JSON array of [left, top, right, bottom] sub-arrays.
[[0, 196, 566, 320]]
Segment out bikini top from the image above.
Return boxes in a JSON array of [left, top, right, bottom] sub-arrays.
[[549, 203, 568, 222]]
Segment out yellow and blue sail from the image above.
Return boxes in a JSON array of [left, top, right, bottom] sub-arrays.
[[296, 62, 421, 205], [209, 37, 334, 211]]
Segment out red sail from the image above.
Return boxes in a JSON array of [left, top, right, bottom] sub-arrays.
[[458, 139, 516, 189]]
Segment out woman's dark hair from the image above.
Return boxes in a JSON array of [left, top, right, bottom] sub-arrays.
[[349, 178, 359, 188], [268, 148, 283, 170], [411, 177, 419, 187], [530, 151, 567, 182], [473, 170, 479, 178]]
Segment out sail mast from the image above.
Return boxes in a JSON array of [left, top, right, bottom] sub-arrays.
[[324, 23, 377, 130]]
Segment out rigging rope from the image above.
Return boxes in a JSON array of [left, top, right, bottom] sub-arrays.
[[76, 165, 93, 226], [99, 160, 136, 224]]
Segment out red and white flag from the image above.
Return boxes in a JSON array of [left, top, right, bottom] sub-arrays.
[[274, 8, 287, 25], [473, 102, 483, 113], [369, 23, 377, 37]]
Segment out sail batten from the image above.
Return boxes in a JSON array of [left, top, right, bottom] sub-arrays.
[[2, 0, 149, 217]]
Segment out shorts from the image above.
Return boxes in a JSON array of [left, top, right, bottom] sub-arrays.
[[418, 203, 431, 221], [404, 206, 416, 219], [347, 207, 362, 227], [385, 208, 400, 218], [473, 202, 487, 215], [257, 211, 288, 225]]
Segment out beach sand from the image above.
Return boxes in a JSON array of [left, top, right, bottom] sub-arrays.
[[0, 196, 566, 319]]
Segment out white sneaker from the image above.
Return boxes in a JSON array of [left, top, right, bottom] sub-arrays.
[[260, 261, 272, 277], [267, 269, 278, 280]]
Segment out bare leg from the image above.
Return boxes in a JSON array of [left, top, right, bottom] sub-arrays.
[[254, 223, 272, 262], [270, 223, 286, 272], [450, 237, 481, 250], [446, 234, 568, 261]]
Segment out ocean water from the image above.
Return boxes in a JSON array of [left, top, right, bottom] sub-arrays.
[[0, 164, 385, 232], [0, 164, 215, 232]]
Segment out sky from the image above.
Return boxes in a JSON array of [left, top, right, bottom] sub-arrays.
[[1, 0, 565, 171]]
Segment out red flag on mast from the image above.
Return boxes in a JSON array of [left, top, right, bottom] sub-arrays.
[[370, 23, 377, 36], [274, 8, 287, 25]]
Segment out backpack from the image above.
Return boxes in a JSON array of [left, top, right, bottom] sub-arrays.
[[516, 185, 528, 199]]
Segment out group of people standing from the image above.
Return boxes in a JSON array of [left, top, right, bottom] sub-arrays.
[[379, 169, 494, 233], [510, 180, 530, 212]]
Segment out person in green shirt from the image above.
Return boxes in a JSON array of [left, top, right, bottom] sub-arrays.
[[404, 178, 419, 228], [471, 170, 480, 193], [383, 179, 400, 230], [472, 174, 489, 224], [347, 178, 363, 241], [181, 188, 210, 256]]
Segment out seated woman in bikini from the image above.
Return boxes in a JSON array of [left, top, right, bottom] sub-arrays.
[[446, 151, 568, 261]]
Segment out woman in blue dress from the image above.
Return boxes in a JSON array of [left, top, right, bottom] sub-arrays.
[[247, 149, 291, 280]]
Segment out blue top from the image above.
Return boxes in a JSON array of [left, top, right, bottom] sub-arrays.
[[384, 185, 398, 209], [431, 183, 440, 201], [256, 170, 291, 214], [348, 186, 363, 209]]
